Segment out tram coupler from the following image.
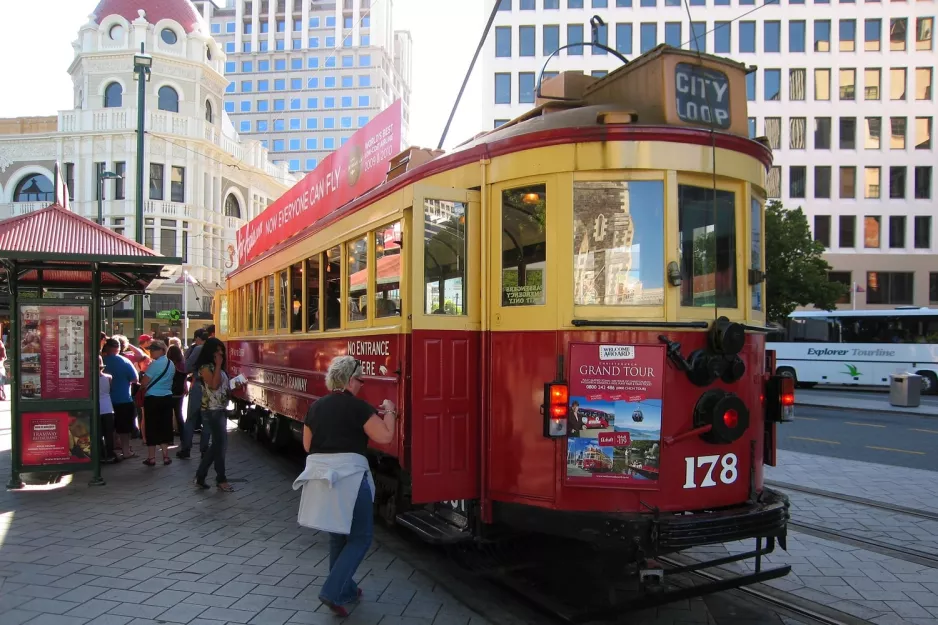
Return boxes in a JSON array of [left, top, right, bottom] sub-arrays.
[[638, 559, 664, 588]]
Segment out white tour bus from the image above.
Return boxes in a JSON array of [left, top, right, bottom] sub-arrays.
[[766, 308, 938, 394]]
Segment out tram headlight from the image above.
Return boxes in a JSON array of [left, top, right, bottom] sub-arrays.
[[693, 390, 750, 444], [710, 316, 746, 356]]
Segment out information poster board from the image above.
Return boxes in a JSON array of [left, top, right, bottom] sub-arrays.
[[19, 410, 93, 467], [566, 343, 664, 485], [19, 305, 90, 401]]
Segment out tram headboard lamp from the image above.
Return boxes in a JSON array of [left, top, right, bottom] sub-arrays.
[[710, 316, 746, 356], [693, 390, 750, 444], [542, 382, 569, 438], [667, 261, 682, 287]]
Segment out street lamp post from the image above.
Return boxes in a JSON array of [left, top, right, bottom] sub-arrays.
[[96, 170, 122, 225], [133, 44, 152, 345]]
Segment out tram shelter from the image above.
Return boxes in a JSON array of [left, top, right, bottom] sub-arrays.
[[0, 203, 180, 488]]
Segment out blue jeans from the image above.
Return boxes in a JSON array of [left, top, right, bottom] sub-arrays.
[[319, 475, 374, 606], [195, 409, 228, 484], [180, 385, 209, 455]]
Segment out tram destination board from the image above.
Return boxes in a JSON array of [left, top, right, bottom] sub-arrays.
[[674, 63, 731, 130]]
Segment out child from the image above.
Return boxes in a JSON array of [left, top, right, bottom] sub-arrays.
[[99, 356, 119, 463]]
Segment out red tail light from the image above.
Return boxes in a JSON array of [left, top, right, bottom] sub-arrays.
[[543, 382, 569, 438], [780, 377, 795, 406], [723, 409, 739, 429], [765, 375, 795, 423]]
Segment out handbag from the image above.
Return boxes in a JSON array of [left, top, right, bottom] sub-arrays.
[[171, 365, 187, 397], [136, 360, 172, 408]]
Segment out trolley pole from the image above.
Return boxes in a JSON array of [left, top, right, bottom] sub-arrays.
[[133, 45, 152, 345]]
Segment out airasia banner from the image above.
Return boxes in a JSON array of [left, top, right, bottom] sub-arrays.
[[565, 343, 664, 485], [237, 99, 403, 265]]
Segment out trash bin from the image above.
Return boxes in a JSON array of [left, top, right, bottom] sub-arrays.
[[890, 373, 922, 407]]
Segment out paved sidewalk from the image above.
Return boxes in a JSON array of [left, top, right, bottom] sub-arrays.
[[0, 415, 490, 625], [796, 389, 938, 417]]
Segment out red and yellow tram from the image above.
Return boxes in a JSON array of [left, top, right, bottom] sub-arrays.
[[214, 45, 795, 599]]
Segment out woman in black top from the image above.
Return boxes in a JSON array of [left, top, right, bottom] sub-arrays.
[[303, 356, 396, 617]]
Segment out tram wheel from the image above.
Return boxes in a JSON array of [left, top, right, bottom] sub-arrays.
[[251, 414, 267, 443], [267, 416, 288, 450]]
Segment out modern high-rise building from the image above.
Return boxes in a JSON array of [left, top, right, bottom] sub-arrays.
[[482, 0, 936, 309], [193, 0, 412, 175]]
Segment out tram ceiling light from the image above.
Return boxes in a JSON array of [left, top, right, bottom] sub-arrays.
[[522, 192, 540, 204]]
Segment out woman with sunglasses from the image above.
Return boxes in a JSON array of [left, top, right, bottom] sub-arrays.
[[296, 356, 396, 617]]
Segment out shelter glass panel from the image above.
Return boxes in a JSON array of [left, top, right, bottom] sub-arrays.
[[572, 181, 664, 307], [424, 199, 468, 315], [678, 185, 738, 308], [501, 185, 547, 307]]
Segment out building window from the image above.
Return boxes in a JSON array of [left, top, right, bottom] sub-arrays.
[[790, 117, 806, 149], [829, 271, 852, 305], [865, 216, 881, 248], [765, 69, 781, 100], [498, 0, 512, 9], [815, 117, 831, 149], [593, 21, 610, 54], [764, 21, 781, 52], [865, 167, 881, 199], [158, 86, 179, 112], [520, 25, 536, 56], [839, 215, 856, 247], [839, 68, 856, 100], [915, 166, 933, 200], [840, 117, 856, 149], [916, 117, 933, 149], [95, 162, 106, 200], [495, 73, 511, 104], [544, 25, 560, 55], [149, 163, 164, 200], [865, 18, 881, 51], [789, 68, 806, 100], [918, 17, 935, 51], [815, 20, 831, 51], [746, 73, 756, 101], [740, 21, 756, 53], [765, 117, 781, 149], [814, 215, 831, 247], [640, 23, 657, 53], [916, 68, 933, 101], [815, 166, 832, 198], [890, 215, 907, 248], [665, 22, 681, 47], [865, 116, 881, 149], [840, 166, 856, 198], [891, 18, 907, 51], [815, 68, 831, 100], [14, 173, 53, 202], [495, 26, 511, 57], [567, 23, 584, 55], [891, 117, 907, 150], [789, 20, 806, 52], [915, 216, 931, 249], [767, 166, 781, 198], [891, 67, 907, 101], [748, 117, 756, 138], [114, 162, 125, 200], [839, 19, 856, 51], [714, 22, 731, 53], [867, 272, 913, 305], [790, 166, 806, 198], [104, 82, 122, 108], [519, 72, 535, 103], [64, 163, 74, 200]]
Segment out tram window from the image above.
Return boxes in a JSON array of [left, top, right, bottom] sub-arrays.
[[751, 198, 763, 311], [278, 270, 288, 331], [348, 236, 368, 322], [246, 285, 254, 331], [291, 263, 303, 332], [678, 185, 738, 308], [325, 246, 341, 330], [502, 185, 547, 307], [573, 181, 664, 306], [307, 256, 321, 332], [267, 275, 275, 330], [254, 280, 263, 331], [375, 222, 402, 318], [220, 295, 229, 335], [424, 199, 468, 315]]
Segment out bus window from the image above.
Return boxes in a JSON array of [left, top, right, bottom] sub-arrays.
[[325, 246, 341, 330], [502, 185, 546, 307], [751, 197, 763, 311], [291, 262, 303, 332], [573, 181, 664, 306], [375, 222, 402, 318], [678, 185, 737, 308], [267, 275, 275, 330], [307, 255, 321, 332], [247, 284, 254, 331], [424, 198, 467, 315], [348, 236, 368, 323], [278, 270, 288, 331]]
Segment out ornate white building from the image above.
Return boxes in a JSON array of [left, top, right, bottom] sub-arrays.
[[0, 0, 294, 334]]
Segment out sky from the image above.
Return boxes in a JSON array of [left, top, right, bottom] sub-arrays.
[[0, 0, 485, 150]]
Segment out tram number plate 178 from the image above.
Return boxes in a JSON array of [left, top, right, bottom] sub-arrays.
[[682, 453, 738, 489]]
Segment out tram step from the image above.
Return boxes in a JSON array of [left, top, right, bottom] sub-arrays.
[[395, 510, 472, 545]]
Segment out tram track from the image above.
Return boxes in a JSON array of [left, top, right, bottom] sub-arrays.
[[766, 480, 938, 522]]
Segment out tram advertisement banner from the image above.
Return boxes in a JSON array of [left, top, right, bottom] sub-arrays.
[[237, 99, 403, 265], [19, 410, 93, 467], [19, 305, 90, 401], [566, 343, 664, 485]]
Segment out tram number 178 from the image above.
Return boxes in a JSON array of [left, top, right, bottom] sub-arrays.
[[682, 454, 738, 489]]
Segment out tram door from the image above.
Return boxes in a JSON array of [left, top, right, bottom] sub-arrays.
[[409, 186, 482, 503]]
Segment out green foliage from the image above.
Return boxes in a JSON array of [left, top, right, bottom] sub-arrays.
[[765, 200, 848, 323]]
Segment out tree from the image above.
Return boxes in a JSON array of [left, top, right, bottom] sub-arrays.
[[765, 200, 847, 323]]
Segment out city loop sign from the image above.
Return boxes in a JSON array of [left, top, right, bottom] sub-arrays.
[[674, 63, 731, 130], [236, 99, 403, 266]]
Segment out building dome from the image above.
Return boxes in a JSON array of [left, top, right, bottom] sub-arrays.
[[92, 0, 205, 34]]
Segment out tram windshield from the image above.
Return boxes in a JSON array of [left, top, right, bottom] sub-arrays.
[[677, 185, 738, 308]]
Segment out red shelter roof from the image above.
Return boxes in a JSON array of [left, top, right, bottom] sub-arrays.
[[93, 0, 205, 33]]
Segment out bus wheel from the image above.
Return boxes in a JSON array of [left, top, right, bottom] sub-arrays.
[[777, 367, 797, 383], [916, 371, 938, 395]]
